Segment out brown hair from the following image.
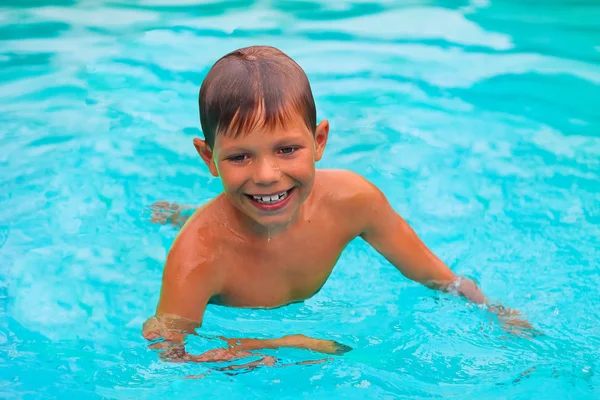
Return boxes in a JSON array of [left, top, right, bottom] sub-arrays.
[[198, 45, 316, 148]]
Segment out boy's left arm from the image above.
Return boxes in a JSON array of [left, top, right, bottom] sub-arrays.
[[355, 180, 483, 302], [354, 177, 535, 334]]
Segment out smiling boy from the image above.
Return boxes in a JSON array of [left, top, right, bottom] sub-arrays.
[[143, 45, 532, 365]]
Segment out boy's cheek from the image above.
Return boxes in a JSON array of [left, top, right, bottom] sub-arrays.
[[216, 170, 244, 190]]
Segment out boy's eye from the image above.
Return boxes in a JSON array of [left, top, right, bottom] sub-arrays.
[[227, 154, 249, 163], [278, 146, 298, 155]]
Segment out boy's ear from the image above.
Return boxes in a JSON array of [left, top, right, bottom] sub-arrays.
[[193, 138, 219, 177], [314, 119, 329, 162]]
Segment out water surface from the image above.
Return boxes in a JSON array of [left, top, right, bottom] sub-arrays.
[[1, 0, 599, 398]]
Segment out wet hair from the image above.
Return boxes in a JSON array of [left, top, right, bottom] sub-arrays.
[[198, 45, 316, 149]]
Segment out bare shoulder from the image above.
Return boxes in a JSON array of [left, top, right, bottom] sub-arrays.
[[314, 169, 389, 229], [315, 169, 386, 206], [162, 196, 225, 282], [154, 196, 229, 320]]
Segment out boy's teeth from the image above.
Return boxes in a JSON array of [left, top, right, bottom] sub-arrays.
[[251, 190, 288, 204]]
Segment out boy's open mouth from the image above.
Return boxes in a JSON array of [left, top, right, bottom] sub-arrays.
[[245, 188, 294, 211]]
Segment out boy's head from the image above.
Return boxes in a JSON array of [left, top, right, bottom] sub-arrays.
[[197, 45, 317, 149], [194, 46, 329, 230]]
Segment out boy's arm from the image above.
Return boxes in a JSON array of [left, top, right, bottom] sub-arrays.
[[353, 175, 534, 333], [143, 246, 350, 362], [355, 179, 484, 302], [142, 247, 221, 362]]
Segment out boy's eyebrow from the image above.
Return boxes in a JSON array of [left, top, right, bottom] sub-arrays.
[[219, 145, 250, 154], [272, 132, 307, 146]]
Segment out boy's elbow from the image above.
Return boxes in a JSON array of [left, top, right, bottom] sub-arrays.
[[142, 317, 161, 341], [143, 319, 191, 363]]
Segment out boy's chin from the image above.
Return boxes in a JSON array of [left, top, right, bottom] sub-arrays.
[[248, 212, 295, 231]]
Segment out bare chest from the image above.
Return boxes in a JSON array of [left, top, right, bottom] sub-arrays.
[[215, 229, 350, 308]]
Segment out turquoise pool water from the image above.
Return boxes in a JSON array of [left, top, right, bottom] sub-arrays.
[[1, 0, 599, 398]]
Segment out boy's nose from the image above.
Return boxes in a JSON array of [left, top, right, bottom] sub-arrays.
[[253, 157, 281, 186]]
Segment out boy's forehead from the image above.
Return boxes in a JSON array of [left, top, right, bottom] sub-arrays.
[[215, 122, 311, 148], [214, 110, 312, 149]]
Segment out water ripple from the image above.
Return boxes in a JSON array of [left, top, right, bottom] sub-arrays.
[[1, 0, 599, 399]]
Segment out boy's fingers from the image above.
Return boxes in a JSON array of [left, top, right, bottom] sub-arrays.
[[332, 341, 353, 355], [500, 318, 544, 339], [150, 201, 174, 212]]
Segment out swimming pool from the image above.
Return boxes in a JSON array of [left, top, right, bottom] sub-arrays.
[[1, 0, 599, 398]]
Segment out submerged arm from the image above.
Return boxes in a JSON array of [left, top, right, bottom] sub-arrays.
[[219, 334, 351, 355], [145, 241, 350, 365], [142, 314, 350, 366]]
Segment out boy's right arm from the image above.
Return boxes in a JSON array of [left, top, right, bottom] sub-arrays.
[[142, 244, 220, 361], [143, 243, 351, 363]]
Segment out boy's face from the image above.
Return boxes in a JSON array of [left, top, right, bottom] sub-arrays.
[[194, 115, 329, 230]]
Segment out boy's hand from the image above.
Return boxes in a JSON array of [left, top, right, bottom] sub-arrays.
[[489, 305, 541, 338], [442, 279, 541, 338], [149, 201, 180, 224], [149, 201, 194, 227], [279, 334, 352, 355]]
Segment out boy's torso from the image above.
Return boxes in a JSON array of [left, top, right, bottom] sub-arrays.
[[173, 170, 368, 309]]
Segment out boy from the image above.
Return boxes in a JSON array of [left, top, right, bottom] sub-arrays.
[[143, 45, 533, 366]]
